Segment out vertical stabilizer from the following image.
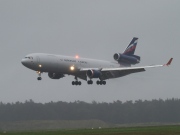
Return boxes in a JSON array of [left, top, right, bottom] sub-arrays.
[[123, 37, 138, 55]]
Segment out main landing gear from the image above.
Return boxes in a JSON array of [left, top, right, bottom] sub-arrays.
[[37, 71, 42, 80], [87, 80, 106, 85], [87, 80, 93, 85], [72, 76, 81, 85], [96, 80, 106, 85], [72, 81, 81, 85]]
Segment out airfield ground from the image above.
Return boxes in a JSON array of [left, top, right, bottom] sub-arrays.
[[1, 125, 180, 135]]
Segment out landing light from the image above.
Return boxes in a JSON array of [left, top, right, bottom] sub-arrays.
[[39, 65, 42, 68], [37, 71, 41, 74], [70, 66, 75, 71], [75, 55, 79, 59]]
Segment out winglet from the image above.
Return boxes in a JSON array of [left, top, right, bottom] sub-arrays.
[[164, 58, 173, 66]]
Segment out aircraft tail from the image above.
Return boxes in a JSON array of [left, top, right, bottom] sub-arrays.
[[113, 37, 140, 66], [123, 37, 138, 55]]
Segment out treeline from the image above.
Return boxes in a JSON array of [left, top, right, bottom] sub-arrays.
[[0, 99, 180, 124]]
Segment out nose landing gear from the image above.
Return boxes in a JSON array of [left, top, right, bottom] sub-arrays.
[[37, 71, 42, 80], [37, 77, 42, 80]]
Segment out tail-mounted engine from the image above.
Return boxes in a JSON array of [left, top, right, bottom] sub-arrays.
[[114, 53, 140, 65], [48, 73, 64, 79], [86, 70, 101, 79]]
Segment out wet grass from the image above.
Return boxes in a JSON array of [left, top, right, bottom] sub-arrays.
[[1, 125, 180, 135]]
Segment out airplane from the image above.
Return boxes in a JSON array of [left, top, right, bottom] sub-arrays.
[[21, 37, 173, 85]]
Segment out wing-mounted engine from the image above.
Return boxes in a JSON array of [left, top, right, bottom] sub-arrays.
[[86, 70, 101, 79], [48, 73, 64, 79], [113, 53, 140, 65]]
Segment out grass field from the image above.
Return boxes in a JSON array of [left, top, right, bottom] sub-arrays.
[[1, 125, 180, 135]]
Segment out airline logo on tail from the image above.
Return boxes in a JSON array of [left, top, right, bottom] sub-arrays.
[[123, 37, 138, 55]]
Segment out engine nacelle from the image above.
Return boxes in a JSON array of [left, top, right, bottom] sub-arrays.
[[86, 70, 101, 78], [48, 73, 64, 79], [113, 53, 140, 65]]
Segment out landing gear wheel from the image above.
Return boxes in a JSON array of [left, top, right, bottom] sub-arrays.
[[37, 71, 42, 81], [87, 80, 93, 85], [75, 81, 78, 85], [90, 80, 93, 84], [78, 81, 81, 85], [102, 81, 106, 85], [99, 81, 102, 85], [72, 81, 75, 85], [37, 77, 42, 80], [97, 80, 106, 85], [72, 81, 81, 86]]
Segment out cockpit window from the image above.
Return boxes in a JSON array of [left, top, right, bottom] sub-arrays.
[[25, 57, 33, 59]]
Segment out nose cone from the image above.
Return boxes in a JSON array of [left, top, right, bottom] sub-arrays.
[[21, 59, 29, 67], [21, 59, 27, 66]]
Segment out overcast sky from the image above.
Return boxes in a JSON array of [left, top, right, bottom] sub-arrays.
[[0, 0, 179, 103]]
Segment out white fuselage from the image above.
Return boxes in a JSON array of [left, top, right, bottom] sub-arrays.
[[21, 53, 120, 75]]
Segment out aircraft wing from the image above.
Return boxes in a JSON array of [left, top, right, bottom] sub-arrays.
[[80, 58, 173, 72], [80, 58, 173, 80], [102, 65, 163, 72], [102, 58, 173, 71]]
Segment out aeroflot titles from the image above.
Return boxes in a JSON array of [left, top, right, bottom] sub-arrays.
[[63, 59, 87, 64]]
